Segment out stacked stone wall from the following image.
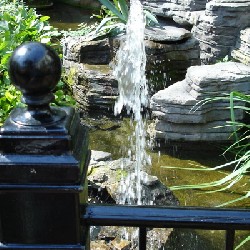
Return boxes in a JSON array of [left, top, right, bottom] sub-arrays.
[[143, 0, 250, 64], [150, 62, 250, 142], [232, 28, 250, 66], [193, 0, 250, 64], [142, 0, 210, 25]]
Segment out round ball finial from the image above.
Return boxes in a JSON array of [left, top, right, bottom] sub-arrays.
[[9, 41, 61, 105], [8, 42, 66, 126]]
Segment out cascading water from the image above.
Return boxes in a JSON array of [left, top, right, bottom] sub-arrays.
[[113, 0, 151, 206], [112, 0, 153, 247]]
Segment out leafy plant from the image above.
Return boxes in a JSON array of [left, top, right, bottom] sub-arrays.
[[82, 0, 128, 40], [98, 0, 129, 23], [82, 0, 158, 40], [54, 68, 76, 107], [62, 0, 158, 41], [53, 80, 76, 107]]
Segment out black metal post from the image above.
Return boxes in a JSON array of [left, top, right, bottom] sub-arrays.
[[0, 42, 89, 249], [225, 229, 235, 250], [139, 227, 147, 250]]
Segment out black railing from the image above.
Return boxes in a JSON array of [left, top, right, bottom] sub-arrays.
[[82, 204, 250, 250], [1, 42, 250, 250]]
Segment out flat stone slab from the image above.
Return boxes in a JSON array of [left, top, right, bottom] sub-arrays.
[[145, 25, 191, 42], [90, 150, 112, 164]]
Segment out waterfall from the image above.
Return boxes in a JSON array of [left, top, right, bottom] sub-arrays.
[[114, 0, 148, 120], [113, 0, 151, 206]]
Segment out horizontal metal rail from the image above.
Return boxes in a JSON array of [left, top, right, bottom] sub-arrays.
[[82, 204, 250, 229], [82, 204, 250, 250], [0, 244, 84, 249]]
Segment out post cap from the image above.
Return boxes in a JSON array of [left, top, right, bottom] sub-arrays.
[[9, 42, 61, 106], [8, 42, 66, 126]]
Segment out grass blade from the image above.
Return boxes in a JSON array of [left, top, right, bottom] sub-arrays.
[[235, 235, 250, 250]]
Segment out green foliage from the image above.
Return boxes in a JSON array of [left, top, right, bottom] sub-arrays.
[[98, 0, 128, 23], [63, 0, 158, 41], [54, 68, 76, 107], [0, 0, 73, 126], [53, 80, 76, 107], [235, 236, 250, 250], [78, 0, 158, 40], [86, 0, 128, 40]]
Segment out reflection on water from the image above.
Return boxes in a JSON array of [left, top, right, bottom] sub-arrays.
[[37, 2, 94, 30], [165, 229, 223, 250]]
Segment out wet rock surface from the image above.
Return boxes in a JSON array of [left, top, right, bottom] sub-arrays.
[[88, 150, 178, 249], [88, 157, 179, 206]]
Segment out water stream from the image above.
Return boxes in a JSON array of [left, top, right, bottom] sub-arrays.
[[113, 0, 150, 206], [111, 0, 153, 246]]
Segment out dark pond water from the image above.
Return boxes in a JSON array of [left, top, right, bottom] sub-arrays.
[[37, 2, 95, 30], [39, 3, 250, 249]]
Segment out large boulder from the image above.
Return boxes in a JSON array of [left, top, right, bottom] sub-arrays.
[[150, 62, 250, 142], [88, 156, 179, 206]]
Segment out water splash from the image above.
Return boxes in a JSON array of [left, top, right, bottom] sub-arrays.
[[114, 0, 148, 121], [113, 0, 151, 206]]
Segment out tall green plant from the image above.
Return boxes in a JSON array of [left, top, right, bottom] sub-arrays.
[[162, 91, 250, 248], [98, 0, 128, 23], [162, 91, 250, 196]]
